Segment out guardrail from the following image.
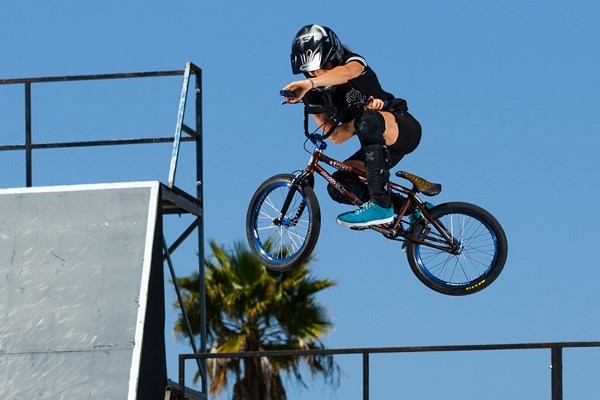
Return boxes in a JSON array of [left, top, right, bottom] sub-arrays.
[[179, 341, 600, 400], [0, 65, 201, 189]]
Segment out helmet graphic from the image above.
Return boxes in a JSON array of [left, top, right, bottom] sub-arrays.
[[290, 24, 345, 75]]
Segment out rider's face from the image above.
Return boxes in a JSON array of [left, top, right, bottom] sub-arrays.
[[307, 62, 334, 77]]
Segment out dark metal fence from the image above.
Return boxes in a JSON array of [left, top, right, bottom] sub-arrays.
[[179, 341, 600, 400]]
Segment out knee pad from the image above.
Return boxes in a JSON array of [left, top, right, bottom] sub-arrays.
[[327, 171, 368, 205], [354, 110, 386, 146]]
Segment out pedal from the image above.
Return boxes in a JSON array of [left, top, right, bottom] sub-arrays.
[[350, 226, 369, 231], [369, 224, 398, 239]]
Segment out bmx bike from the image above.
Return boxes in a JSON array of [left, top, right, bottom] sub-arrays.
[[246, 95, 507, 296]]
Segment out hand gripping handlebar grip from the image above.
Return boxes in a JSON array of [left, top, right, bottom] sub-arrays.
[[280, 89, 297, 98]]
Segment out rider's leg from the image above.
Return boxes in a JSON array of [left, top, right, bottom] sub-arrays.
[[326, 153, 369, 204], [354, 110, 395, 208], [362, 143, 391, 208], [327, 150, 409, 212], [387, 110, 422, 215], [336, 110, 398, 227], [327, 170, 369, 205]]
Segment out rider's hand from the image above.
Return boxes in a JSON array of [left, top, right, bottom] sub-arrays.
[[281, 79, 313, 103], [365, 96, 385, 111]]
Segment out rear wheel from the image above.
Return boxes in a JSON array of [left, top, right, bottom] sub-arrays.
[[246, 174, 321, 272], [406, 202, 507, 295]]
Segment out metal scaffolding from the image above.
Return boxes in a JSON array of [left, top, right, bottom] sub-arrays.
[[0, 63, 208, 398]]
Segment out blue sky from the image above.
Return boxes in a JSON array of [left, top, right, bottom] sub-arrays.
[[1, 0, 600, 398]]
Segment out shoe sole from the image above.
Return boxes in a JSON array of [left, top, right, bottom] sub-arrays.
[[336, 216, 394, 228]]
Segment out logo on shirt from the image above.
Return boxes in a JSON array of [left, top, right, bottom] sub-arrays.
[[345, 88, 367, 106]]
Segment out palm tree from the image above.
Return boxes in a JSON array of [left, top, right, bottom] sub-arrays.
[[174, 240, 338, 399]]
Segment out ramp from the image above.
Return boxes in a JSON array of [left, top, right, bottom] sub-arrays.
[[0, 182, 166, 400]]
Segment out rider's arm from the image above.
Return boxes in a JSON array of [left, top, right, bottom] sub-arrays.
[[312, 113, 355, 144], [282, 61, 365, 102], [310, 61, 365, 90]]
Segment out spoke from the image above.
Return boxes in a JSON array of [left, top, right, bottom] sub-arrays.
[[263, 196, 282, 215], [280, 228, 292, 257], [259, 209, 277, 219], [460, 248, 493, 272], [257, 225, 278, 232], [286, 230, 301, 253], [454, 254, 471, 282], [286, 228, 307, 244]]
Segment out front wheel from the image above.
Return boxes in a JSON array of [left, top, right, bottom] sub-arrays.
[[406, 202, 508, 296], [246, 174, 321, 272]]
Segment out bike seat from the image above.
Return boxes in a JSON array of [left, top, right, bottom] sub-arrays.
[[395, 171, 442, 196]]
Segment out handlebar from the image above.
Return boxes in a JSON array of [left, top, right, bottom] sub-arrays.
[[280, 89, 297, 99]]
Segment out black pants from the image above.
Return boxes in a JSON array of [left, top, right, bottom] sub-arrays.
[[327, 111, 422, 205]]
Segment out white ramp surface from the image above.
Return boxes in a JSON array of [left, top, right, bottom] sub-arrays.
[[0, 182, 162, 400]]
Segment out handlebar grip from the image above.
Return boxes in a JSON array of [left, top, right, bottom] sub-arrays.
[[280, 89, 297, 98]]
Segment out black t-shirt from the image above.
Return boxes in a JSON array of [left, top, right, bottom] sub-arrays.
[[303, 52, 406, 123]]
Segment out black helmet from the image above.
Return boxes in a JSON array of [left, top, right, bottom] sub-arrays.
[[290, 24, 345, 75]]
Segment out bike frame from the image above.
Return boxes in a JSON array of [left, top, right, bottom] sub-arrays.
[[278, 147, 458, 254], [276, 103, 459, 253]]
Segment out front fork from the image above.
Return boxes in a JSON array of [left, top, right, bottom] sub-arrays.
[[274, 148, 322, 226], [273, 170, 312, 227]]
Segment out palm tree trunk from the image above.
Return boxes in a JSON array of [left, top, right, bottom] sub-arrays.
[[233, 357, 263, 400]]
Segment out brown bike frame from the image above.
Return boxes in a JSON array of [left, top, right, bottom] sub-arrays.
[[302, 147, 458, 253]]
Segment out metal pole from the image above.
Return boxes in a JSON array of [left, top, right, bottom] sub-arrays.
[[363, 352, 369, 400], [179, 354, 186, 399], [551, 345, 563, 400], [162, 237, 201, 359], [25, 83, 32, 187], [168, 63, 191, 188], [194, 65, 208, 396]]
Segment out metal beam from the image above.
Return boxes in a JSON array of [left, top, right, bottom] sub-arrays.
[[162, 235, 203, 378], [0, 70, 184, 85], [551, 345, 563, 400], [0, 136, 195, 152], [25, 82, 32, 187], [168, 62, 191, 188]]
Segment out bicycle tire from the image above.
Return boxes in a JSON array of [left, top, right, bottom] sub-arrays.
[[246, 174, 321, 272], [406, 202, 507, 296]]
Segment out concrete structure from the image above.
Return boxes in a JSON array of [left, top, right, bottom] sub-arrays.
[[0, 182, 167, 400]]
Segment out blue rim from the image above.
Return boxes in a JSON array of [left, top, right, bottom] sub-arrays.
[[250, 181, 311, 265]]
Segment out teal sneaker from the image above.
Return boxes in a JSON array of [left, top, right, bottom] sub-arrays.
[[336, 201, 394, 228]]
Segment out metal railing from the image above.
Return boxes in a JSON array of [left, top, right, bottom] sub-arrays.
[[0, 65, 200, 189], [179, 341, 600, 400]]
